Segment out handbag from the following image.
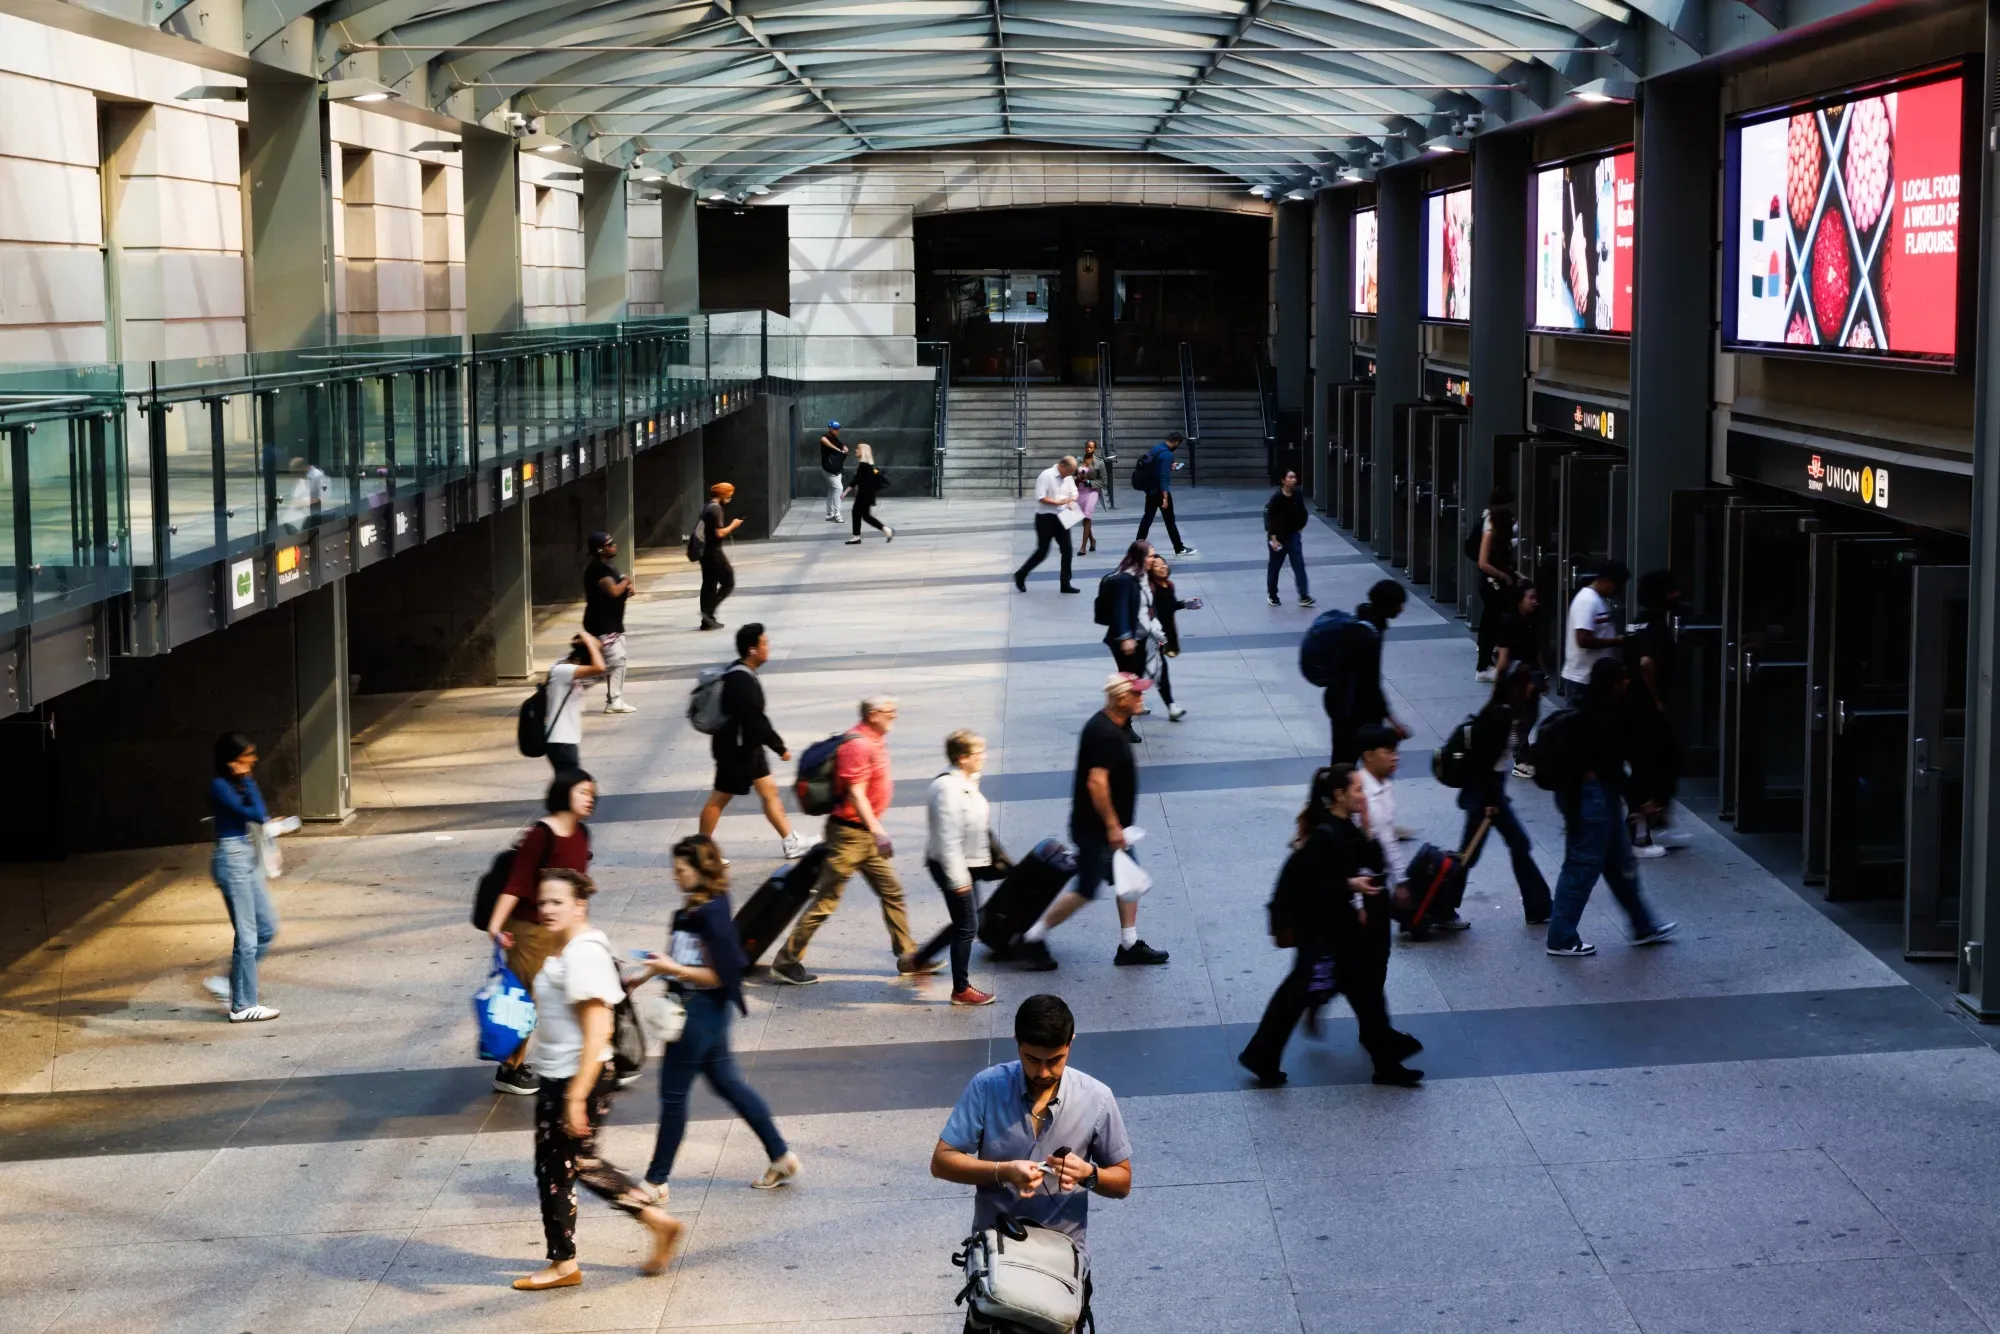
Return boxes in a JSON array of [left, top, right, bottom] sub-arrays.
[[632, 979, 687, 1047], [473, 947, 537, 1063]]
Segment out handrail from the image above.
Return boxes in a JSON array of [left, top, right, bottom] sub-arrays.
[[1012, 332, 1028, 499], [1096, 341, 1116, 510], [1252, 352, 1278, 484], [1178, 342, 1201, 489], [918, 339, 950, 499]]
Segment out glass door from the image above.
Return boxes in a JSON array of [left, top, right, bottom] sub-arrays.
[[1905, 564, 1968, 957], [1669, 490, 1731, 780], [1351, 391, 1375, 542], [1431, 415, 1464, 609], [1517, 440, 1580, 673], [1728, 505, 1813, 833], [1805, 533, 1911, 891], [1406, 413, 1438, 583]]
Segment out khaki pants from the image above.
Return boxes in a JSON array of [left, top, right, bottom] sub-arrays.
[[774, 821, 917, 968]]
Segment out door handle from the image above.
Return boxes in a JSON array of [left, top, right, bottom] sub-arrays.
[[1913, 736, 1931, 790], [1835, 702, 1909, 734]]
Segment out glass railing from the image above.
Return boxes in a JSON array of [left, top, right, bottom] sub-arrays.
[[0, 310, 796, 639]]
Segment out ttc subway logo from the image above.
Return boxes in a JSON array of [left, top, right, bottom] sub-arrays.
[[1806, 453, 1889, 509]]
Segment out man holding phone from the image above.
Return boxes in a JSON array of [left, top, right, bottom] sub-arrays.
[[930, 994, 1132, 1259]]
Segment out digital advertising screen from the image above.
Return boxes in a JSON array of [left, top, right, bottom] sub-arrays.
[[1351, 207, 1379, 315], [1423, 186, 1473, 322], [1723, 64, 1967, 365], [1533, 149, 1635, 335]]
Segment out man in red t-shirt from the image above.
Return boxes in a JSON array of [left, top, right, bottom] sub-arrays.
[[772, 697, 922, 985]]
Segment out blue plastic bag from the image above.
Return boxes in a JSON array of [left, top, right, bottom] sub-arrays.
[[474, 947, 537, 1062]]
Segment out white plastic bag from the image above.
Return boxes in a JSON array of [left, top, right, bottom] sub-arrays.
[[1112, 849, 1151, 901]]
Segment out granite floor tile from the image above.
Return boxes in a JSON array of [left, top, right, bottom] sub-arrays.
[[1612, 1256, 1987, 1334]]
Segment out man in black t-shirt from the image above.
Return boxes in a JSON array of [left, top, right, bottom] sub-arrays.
[[582, 531, 636, 714], [1011, 674, 1170, 971], [1492, 583, 1543, 677], [819, 421, 848, 522]]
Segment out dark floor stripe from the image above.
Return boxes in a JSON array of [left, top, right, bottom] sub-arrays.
[[0, 985, 1974, 1163], [645, 551, 1376, 601], [761, 507, 1278, 544]]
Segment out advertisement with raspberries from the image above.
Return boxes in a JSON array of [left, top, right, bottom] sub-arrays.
[[1423, 186, 1473, 322], [1726, 67, 1965, 364]]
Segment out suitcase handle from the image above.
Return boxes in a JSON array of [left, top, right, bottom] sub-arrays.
[[1410, 817, 1492, 929]]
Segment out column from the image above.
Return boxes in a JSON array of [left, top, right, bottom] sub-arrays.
[[1274, 200, 1312, 484], [1468, 132, 1531, 537], [1629, 80, 1718, 574], [1372, 168, 1422, 558], [462, 131, 522, 334], [245, 77, 331, 352], [1955, 14, 2000, 1021], [607, 448, 636, 558], [492, 499, 533, 680], [294, 583, 352, 822], [1313, 189, 1354, 512], [582, 162, 629, 322], [659, 184, 700, 313]]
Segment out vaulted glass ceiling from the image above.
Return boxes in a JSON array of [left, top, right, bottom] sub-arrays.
[[322, 0, 1638, 193]]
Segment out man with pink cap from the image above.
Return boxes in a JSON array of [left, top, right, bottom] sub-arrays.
[[1011, 673, 1170, 971]]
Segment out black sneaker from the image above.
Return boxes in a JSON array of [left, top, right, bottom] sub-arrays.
[[1014, 573, 1027, 592], [1268, 594, 1281, 606], [493, 1064, 538, 1096], [1299, 596, 1316, 607], [1060, 585, 1081, 594], [1012, 939, 1058, 971], [1372, 1065, 1424, 1088], [1114, 940, 1169, 966], [1387, 1030, 1424, 1060], [1237, 1053, 1288, 1087], [771, 962, 820, 985]]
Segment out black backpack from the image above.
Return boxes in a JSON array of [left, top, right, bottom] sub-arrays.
[[471, 821, 593, 929], [1131, 451, 1158, 493], [1531, 707, 1585, 791], [1093, 570, 1123, 627], [517, 677, 574, 758], [1431, 714, 1479, 789], [1266, 847, 1307, 948]]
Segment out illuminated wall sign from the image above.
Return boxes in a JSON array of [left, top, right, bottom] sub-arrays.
[[1725, 428, 1969, 533], [274, 545, 302, 586], [521, 461, 536, 484], [501, 469, 516, 501], [358, 522, 380, 548], [1423, 367, 1471, 405], [1352, 354, 1377, 381], [394, 510, 410, 537], [229, 558, 255, 610], [1532, 148, 1635, 335], [1722, 63, 1969, 366], [1422, 186, 1473, 323], [1351, 207, 1379, 315], [1531, 389, 1624, 444]]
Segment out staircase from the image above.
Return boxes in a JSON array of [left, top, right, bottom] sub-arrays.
[[939, 385, 1269, 496]]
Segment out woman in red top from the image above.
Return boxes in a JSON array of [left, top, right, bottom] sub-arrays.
[[488, 769, 597, 1095]]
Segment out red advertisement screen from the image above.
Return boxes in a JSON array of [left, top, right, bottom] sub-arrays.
[[1725, 68, 1964, 363], [1532, 149, 1635, 335]]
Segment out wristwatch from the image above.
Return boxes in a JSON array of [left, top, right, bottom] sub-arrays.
[[1082, 1164, 1100, 1193]]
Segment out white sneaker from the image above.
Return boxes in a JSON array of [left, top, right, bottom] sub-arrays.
[[781, 832, 808, 859], [604, 700, 638, 715], [1632, 843, 1669, 859], [1476, 668, 1497, 684], [202, 976, 231, 1002], [229, 1004, 280, 1023], [1168, 704, 1186, 722]]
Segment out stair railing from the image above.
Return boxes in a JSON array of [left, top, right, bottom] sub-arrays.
[[918, 340, 949, 498], [1012, 333, 1028, 498], [1096, 341, 1116, 510], [1252, 352, 1278, 485], [1178, 342, 1201, 488]]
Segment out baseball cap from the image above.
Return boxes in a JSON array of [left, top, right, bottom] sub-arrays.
[[1105, 672, 1154, 696], [587, 530, 613, 550], [828, 420, 841, 430]]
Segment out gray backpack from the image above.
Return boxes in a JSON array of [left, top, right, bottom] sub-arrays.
[[687, 663, 747, 735], [954, 1215, 1091, 1334]]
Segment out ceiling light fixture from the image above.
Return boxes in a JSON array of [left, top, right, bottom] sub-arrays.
[[326, 78, 397, 104], [176, 85, 245, 102], [1570, 77, 1637, 104]]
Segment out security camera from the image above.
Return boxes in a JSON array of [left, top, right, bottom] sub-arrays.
[[1460, 112, 1486, 133]]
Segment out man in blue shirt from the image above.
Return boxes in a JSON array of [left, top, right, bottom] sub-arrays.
[[1134, 432, 1197, 557], [930, 994, 1133, 1254]]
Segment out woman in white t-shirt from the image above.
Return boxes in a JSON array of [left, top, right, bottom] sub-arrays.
[[512, 868, 683, 1291], [542, 632, 607, 773]]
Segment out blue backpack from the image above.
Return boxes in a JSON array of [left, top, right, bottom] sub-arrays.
[[1299, 607, 1368, 687]]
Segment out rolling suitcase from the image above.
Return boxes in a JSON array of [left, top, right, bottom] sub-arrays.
[[734, 842, 830, 964], [1395, 816, 1491, 938], [976, 839, 1076, 957]]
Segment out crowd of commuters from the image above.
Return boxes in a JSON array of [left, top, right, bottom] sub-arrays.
[[190, 430, 1702, 1311]]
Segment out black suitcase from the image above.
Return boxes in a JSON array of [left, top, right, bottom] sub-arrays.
[[735, 843, 829, 964], [1394, 816, 1491, 938], [976, 838, 1076, 956]]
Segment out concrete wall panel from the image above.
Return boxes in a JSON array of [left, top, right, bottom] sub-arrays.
[[0, 71, 95, 166], [0, 243, 105, 325], [0, 158, 100, 245]]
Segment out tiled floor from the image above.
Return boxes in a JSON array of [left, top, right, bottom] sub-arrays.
[[1, 487, 1997, 1332]]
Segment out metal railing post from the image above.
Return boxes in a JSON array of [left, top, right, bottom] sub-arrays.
[[1179, 342, 1201, 488], [1097, 340, 1116, 510], [1012, 332, 1027, 499]]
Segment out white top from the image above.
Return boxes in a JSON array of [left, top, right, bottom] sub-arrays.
[[1563, 586, 1618, 685], [529, 928, 625, 1079], [925, 770, 993, 887], [544, 662, 596, 746], [669, 924, 717, 992], [1034, 466, 1080, 510], [1358, 768, 1410, 885]]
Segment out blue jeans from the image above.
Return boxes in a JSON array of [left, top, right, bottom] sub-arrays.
[[1267, 532, 1308, 599], [646, 990, 788, 1185], [212, 835, 278, 1010], [1458, 779, 1553, 921], [1547, 779, 1659, 950]]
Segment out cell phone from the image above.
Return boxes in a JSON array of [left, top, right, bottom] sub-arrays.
[[1047, 1145, 1071, 1163], [630, 950, 656, 960]]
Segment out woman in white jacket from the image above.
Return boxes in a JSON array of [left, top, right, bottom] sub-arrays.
[[897, 729, 1005, 1006]]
